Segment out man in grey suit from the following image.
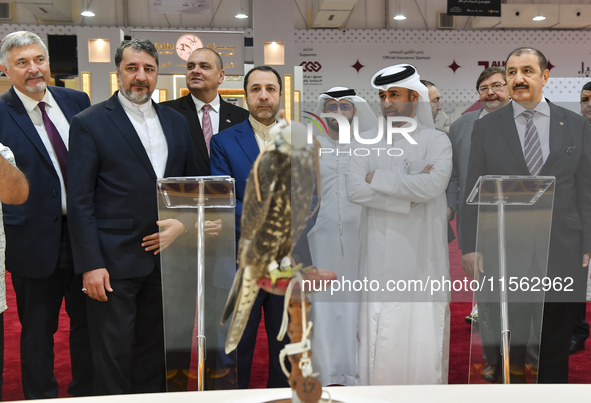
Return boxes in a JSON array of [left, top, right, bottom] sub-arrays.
[[446, 66, 510, 245], [446, 66, 510, 382]]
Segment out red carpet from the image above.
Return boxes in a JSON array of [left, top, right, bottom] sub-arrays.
[[2, 221, 590, 399]]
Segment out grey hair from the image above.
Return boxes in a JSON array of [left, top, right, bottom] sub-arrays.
[[0, 31, 49, 68], [114, 39, 159, 70]]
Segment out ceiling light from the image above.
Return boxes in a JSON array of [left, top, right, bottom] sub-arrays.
[[532, 14, 546, 21], [81, 10, 95, 17], [235, 0, 248, 19], [393, 0, 405, 21]]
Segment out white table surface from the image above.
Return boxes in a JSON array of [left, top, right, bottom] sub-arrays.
[[13, 384, 591, 403]]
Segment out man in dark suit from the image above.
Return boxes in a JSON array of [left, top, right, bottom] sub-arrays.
[[447, 67, 510, 382], [0, 30, 93, 399], [569, 81, 591, 354], [462, 47, 591, 383], [210, 66, 290, 388], [162, 48, 249, 175], [67, 39, 200, 395], [162, 47, 249, 391], [0, 143, 29, 401]]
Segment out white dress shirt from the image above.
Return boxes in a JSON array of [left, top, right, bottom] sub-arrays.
[[118, 92, 168, 179], [192, 94, 220, 134], [249, 115, 276, 151], [14, 87, 69, 214], [513, 98, 551, 163]]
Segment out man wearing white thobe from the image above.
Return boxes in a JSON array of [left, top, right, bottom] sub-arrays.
[[346, 64, 452, 385], [308, 87, 378, 386]]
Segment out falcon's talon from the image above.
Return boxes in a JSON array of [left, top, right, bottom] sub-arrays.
[[267, 260, 279, 273]]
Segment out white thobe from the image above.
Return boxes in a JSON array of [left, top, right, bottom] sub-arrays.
[[346, 123, 452, 385], [308, 135, 361, 386]]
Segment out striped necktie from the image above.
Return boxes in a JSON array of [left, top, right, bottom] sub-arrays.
[[522, 109, 543, 176]]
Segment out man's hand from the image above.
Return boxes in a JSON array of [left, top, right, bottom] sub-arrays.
[[462, 252, 483, 279], [447, 207, 453, 222], [83, 268, 112, 302], [421, 164, 434, 174], [142, 219, 186, 255], [583, 253, 591, 277], [365, 171, 375, 184], [202, 219, 222, 238]]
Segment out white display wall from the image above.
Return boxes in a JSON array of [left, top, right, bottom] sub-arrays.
[[294, 29, 591, 109]]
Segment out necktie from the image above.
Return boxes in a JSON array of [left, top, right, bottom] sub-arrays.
[[522, 109, 543, 176], [202, 104, 213, 156], [38, 102, 68, 184]]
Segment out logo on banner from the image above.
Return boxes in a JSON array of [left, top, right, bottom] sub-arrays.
[[478, 61, 506, 69], [300, 61, 322, 72], [303, 111, 418, 157], [303, 111, 328, 136]]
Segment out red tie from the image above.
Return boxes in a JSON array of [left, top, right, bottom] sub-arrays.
[[202, 104, 213, 156], [38, 102, 68, 185]]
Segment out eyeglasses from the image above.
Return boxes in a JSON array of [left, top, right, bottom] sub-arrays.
[[477, 83, 507, 95], [324, 102, 354, 112]]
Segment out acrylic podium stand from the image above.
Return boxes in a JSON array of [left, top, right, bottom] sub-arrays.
[[157, 176, 237, 392], [466, 175, 555, 384]]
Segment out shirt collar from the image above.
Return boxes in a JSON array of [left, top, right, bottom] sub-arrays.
[[249, 115, 276, 139], [512, 97, 550, 119], [118, 91, 153, 115], [192, 93, 220, 114], [14, 86, 56, 113]]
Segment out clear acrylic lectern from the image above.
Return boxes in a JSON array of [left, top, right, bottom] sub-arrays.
[[157, 176, 237, 392], [466, 175, 555, 384]]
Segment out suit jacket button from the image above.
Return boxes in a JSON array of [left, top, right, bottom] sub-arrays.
[[53, 190, 58, 197], [53, 216, 58, 222]]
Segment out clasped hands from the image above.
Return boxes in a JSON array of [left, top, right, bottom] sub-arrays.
[[83, 218, 223, 301]]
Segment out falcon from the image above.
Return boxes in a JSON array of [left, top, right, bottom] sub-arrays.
[[221, 115, 317, 354]]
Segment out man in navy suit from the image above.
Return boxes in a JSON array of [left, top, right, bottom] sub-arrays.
[[67, 39, 200, 395], [210, 66, 290, 388], [0, 31, 93, 399], [162, 47, 249, 175]]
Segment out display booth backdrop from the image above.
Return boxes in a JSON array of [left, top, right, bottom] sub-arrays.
[[294, 29, 591, 110]]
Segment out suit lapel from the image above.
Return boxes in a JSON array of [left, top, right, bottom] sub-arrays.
[[235, 120, 260, 164], [4, 87, 54, 168], [105, 94, 157, 181], [540, 101, 566, 175], [154, 102, 176, 177], [219, 97, 235, 132], [497, 103, 530, 174], [48, 87, 77, 122]]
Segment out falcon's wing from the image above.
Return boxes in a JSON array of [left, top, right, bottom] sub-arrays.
[[220, 149, 281, 327], [239, 150, 282, 243]]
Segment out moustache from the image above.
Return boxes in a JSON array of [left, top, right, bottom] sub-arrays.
[[130, 81, 150, 88], [25, 73, 44, 82], [513, 83, 529, 91]]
